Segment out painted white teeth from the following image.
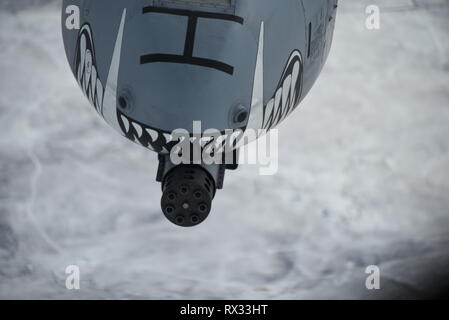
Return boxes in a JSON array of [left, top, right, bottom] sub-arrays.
[[263, 99, 274, 125], [282, 74, 292, 113], [146, 128, 159, 142], [291, 61, 300, 94], [263, 73, 294, 129], [96, 80, 103, 113], [260, 50, 302, 130], [75, 26, 105, 117], [132, 122, 143, 138], [121, 115, 130, 132], [163, 133, 173, 143]]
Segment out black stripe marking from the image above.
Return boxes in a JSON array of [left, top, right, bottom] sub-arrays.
[[140, 54, 234, 75], [184, 15, 197, 57], [142, 6, 244, 25]]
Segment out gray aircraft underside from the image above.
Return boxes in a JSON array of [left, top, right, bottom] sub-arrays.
[[61, 0, 338, 226]]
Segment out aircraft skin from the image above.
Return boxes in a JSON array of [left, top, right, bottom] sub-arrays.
[[61, 0, 338, 226], [62, 0, 338, 152]]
